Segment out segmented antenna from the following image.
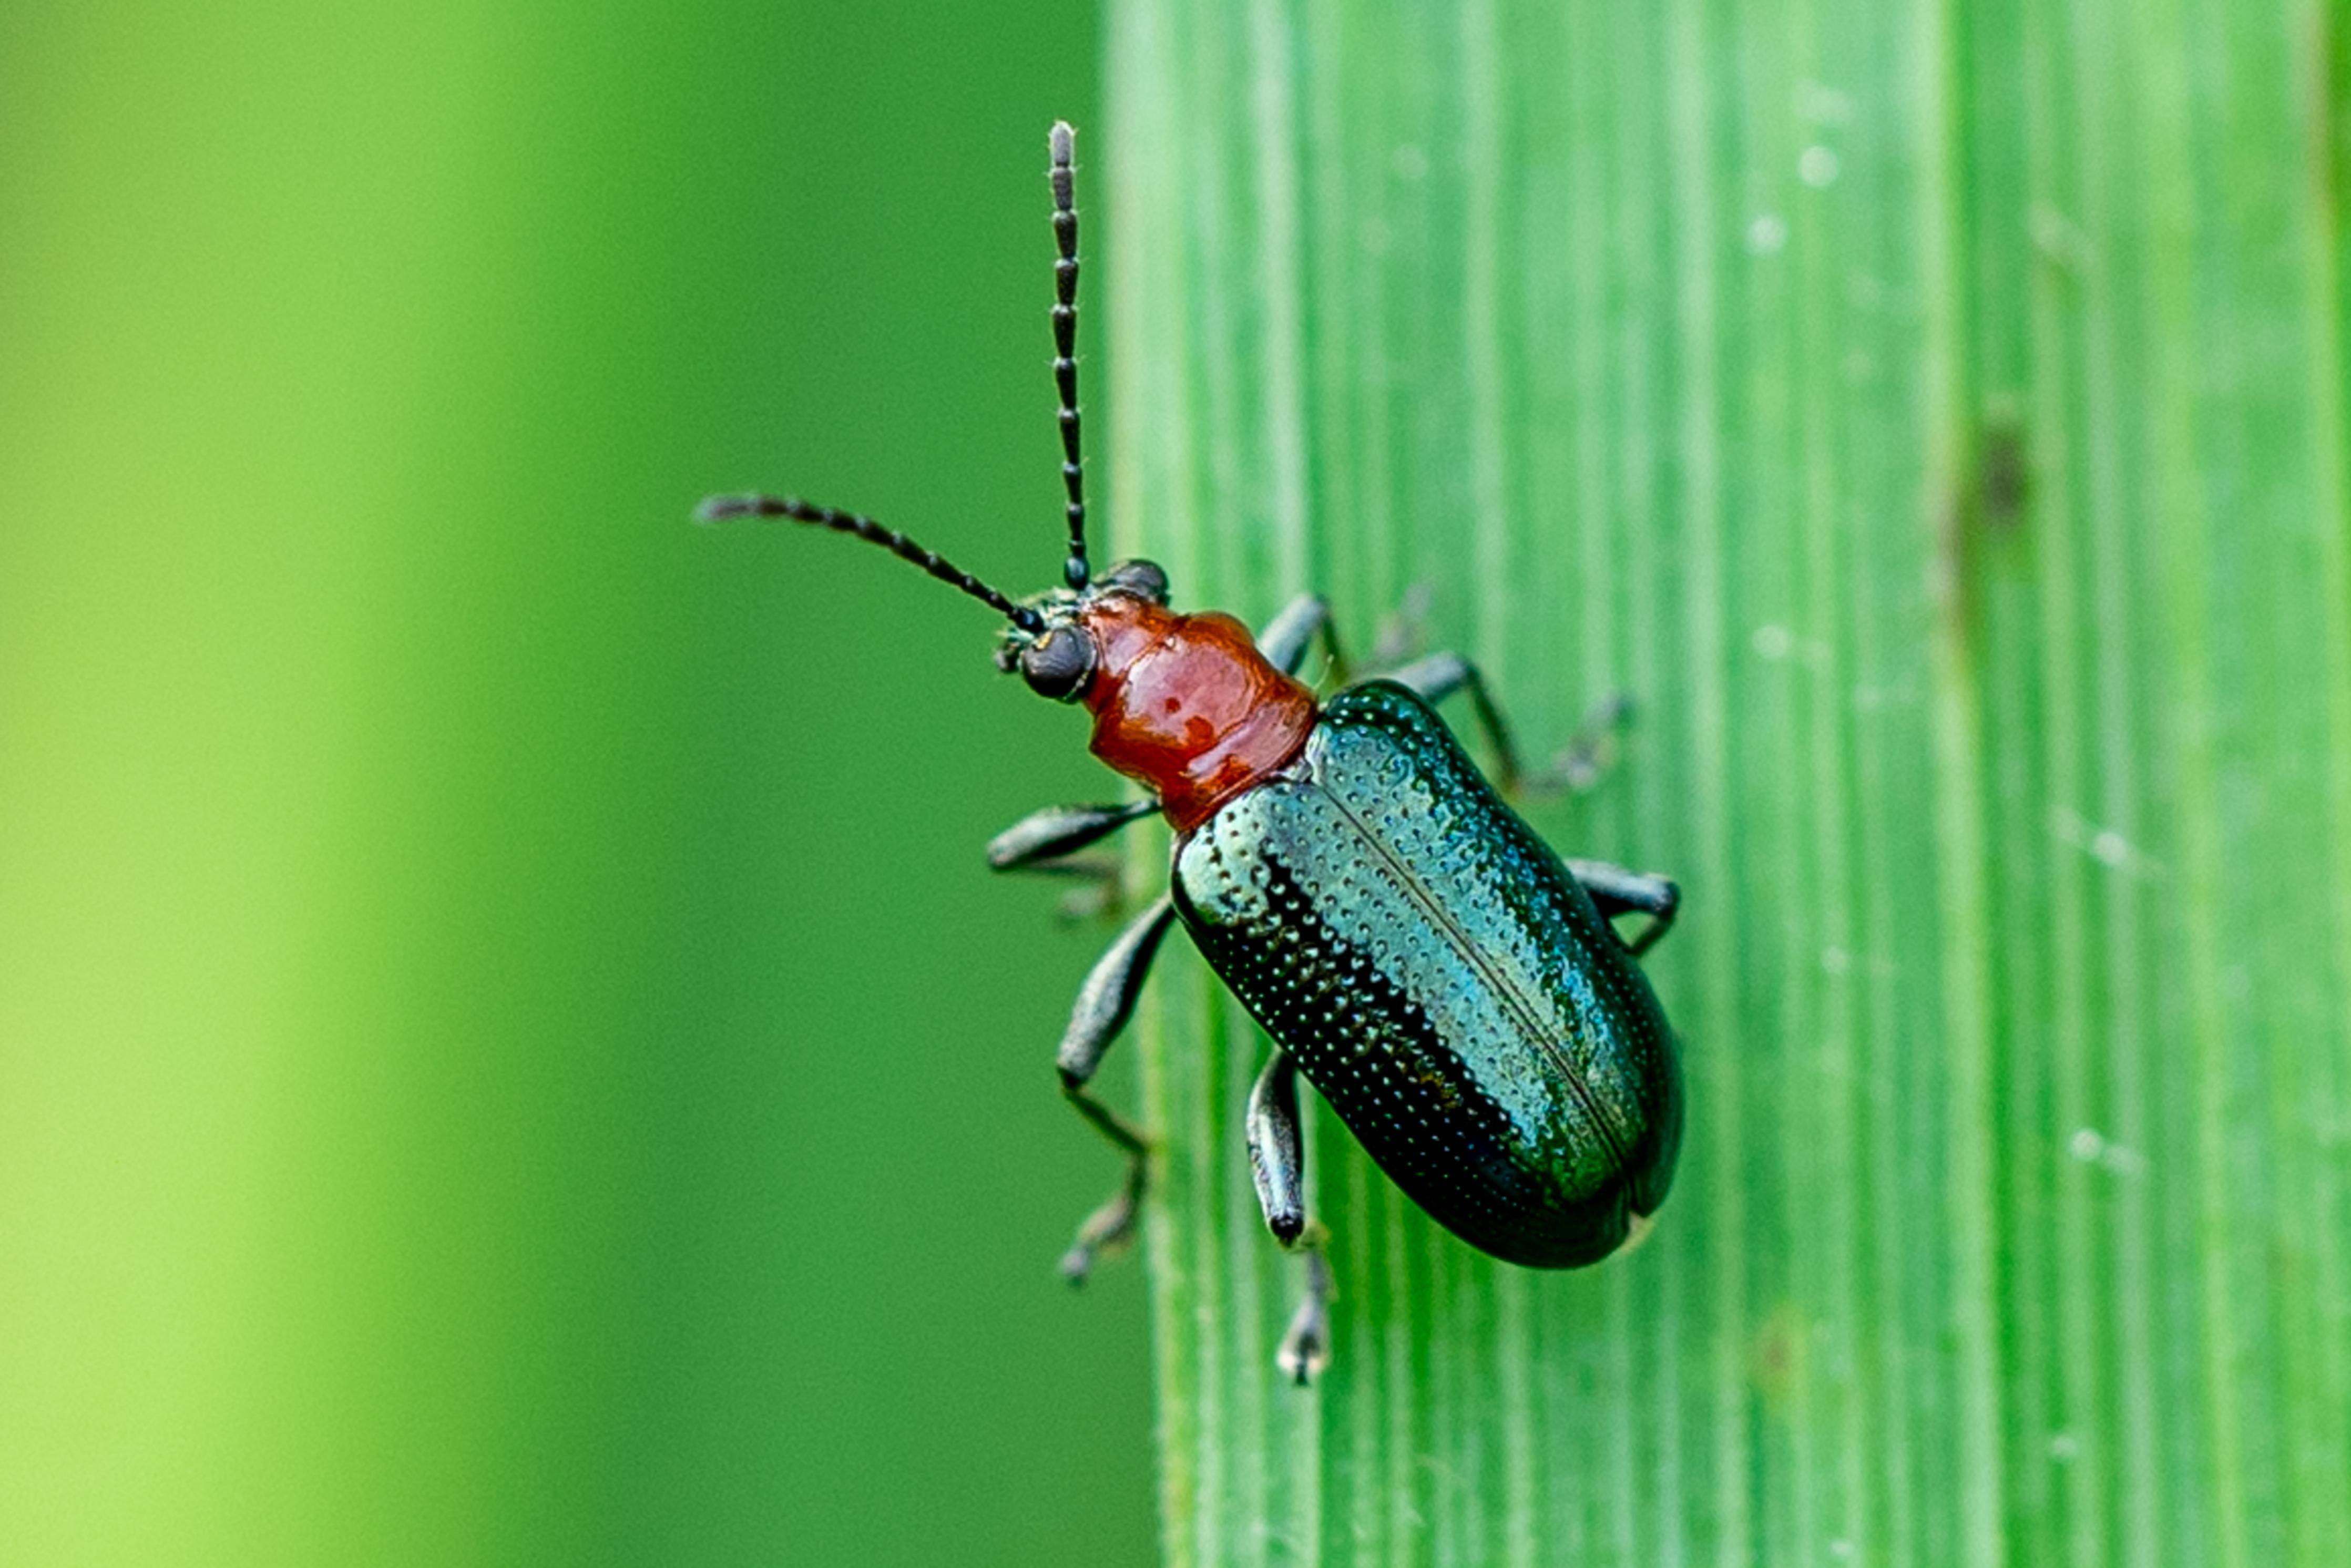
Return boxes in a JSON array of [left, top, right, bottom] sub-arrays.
[[1049, 121, 1089, 591], [697, 493, 1044, 631]]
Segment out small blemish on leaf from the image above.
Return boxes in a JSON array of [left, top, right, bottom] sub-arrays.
[[1974, 414, 2030, 530], [1938, 406, 2035, 633], [1750, 1303, 1809, 1406]]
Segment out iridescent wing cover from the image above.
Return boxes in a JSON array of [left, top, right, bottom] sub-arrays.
[[1172, 681, 1682, 1267]]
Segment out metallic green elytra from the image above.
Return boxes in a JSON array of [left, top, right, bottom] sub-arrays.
[[1172, 680, 1682, 1268]]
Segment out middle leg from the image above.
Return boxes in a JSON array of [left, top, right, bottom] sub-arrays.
[[1054, 894, 1178, 1283], [1246, 1048, 1335, 1384]]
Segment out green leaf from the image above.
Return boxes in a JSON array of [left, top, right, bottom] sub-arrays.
[[1100, 1, 2351, 1563]]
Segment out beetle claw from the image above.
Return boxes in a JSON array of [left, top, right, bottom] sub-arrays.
[[1060, 1176, 1142, 1286], [1276, 1293, 1330, 1386], [1058, 1229, 1127, 1287], [1365, 582, 1434, 670], [1274, 1241, 1334, 1384], [1532, 691, 1636, 797]]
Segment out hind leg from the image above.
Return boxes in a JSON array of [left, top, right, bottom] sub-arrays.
[[1245, 1048, 1335, 1385]]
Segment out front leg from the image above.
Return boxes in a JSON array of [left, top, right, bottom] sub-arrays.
[[991, 801, 1172, 1279], [1246, 1049, 1335, 1385], [986, 798, 1157, 870], [1055, 895, 1177, 1283], [988, 797, 1158, 919]]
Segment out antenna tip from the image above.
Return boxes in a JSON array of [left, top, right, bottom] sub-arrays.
[[695, 493, 780, 525], [1050, 121, 1076, 162]]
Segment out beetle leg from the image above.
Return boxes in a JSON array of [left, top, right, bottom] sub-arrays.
[[1277, 1243, 1335, 1387], [1366, 582, 1436, 669], [1056, 895, 1177, 1283], [1246, 1050, 1336, 1384], [1256, 594, 1348, 681], [1567, 858, 1681, 956], [1549, 691, 1634, 793], [1059, 1087, 1151, 1283], [987, 798, 1158, 870], [1386, 653, 1640, 800], [1057, 895, 1177, 1083], [988, 798, 1158, 919], [1245, 1049, 1307, 1241]]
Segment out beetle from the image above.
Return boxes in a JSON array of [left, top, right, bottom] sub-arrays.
[[702, 121, 1682, 1382]]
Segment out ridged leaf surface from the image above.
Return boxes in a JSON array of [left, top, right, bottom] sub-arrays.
[[1101, 2, 2351, 1563]]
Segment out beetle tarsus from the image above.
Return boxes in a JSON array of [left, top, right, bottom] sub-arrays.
[[1275, 1242, 1334, 1385], [1249, 1052, 1336, 1381], [1026, 843, 1170, 1287], [1058, 1106, 1147, 1285], [1058, 1081, 1151, 1283], [1059, 1176, 1141, 1285], [1567, 858, 1681, 956], [1544, 691, 1636, 795], [1364, 583, 1436, 669]]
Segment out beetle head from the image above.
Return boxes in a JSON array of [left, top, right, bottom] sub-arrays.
[[995, 558, 1172, 703]]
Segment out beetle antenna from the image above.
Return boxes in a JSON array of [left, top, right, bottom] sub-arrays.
[[1049, 121, 1090, 592], [698, 493, 1046, 632]]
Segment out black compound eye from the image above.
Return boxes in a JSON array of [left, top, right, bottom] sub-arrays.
[[1019, 628, 1096, 701], [1099, 559, 1170, 605]]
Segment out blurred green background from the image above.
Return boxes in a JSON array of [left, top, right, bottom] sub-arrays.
[[0, 1, 1161, 1563]]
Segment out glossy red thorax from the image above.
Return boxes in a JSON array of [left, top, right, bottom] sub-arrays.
[[1075, 594, 1317, 834]]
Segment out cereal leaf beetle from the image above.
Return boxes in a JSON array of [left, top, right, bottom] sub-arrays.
[[701, 121, 1683, 1383]]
